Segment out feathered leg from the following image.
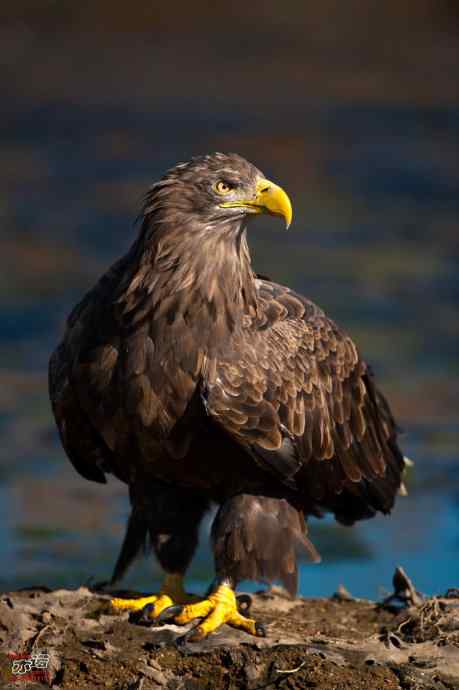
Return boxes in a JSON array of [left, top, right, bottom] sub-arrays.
[[111, 482, 209, 620], [162, 494, 319, 641]]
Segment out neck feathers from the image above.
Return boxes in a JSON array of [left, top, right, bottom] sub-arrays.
[[118, 201, 259, 353]]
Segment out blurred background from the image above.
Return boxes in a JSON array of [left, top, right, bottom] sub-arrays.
[[1, 1, 458, 598]]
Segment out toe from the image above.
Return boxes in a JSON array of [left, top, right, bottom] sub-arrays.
[[129, 603, 156, 625], [174, 599, 214, 624], [172, 585, 265, 639], [226, 609, 263, 636], [137, 594, 176, 620], [111, 594, 158, 611]]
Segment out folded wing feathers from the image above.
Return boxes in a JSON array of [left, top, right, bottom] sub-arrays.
[[207, 280, 404, 507]]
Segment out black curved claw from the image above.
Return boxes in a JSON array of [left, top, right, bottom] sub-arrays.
[[141, 603, 156, 621], [236, 594, 252, 615], [129, 603, 155, 626], [157, 604, 184, 622], [255, 622, 267, 637], [175, 626, 202, 652]]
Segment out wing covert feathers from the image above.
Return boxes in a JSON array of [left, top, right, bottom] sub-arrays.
[[206, 279, 404, 519]]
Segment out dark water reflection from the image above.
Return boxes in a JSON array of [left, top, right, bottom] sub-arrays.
[[1, 5, 458, 597]]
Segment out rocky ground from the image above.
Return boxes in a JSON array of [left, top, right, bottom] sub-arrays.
[[1, 571, 458, 690]]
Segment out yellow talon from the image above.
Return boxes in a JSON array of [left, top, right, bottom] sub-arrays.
[[175, 583, 265, 640], [111, 574, 198, 618]]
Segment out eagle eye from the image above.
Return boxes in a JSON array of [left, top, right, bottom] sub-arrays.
[[214, 180, 234, 195]]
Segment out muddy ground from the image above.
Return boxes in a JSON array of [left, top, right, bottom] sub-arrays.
[[1, 574, 458, 690]]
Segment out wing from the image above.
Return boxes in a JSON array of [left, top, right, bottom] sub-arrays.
[[205, 279, 404, 521], [48, 258, 127, 483], [49, 342, 108, 483], [50, 241, 205, 481]]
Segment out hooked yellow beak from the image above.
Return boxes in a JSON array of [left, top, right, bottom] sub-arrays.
[[220, 178, 293, 228]]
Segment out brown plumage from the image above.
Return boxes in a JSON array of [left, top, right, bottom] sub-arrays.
[[49, 152, 405, 601]]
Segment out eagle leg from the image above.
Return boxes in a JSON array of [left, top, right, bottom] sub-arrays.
[[164, 579, 266, 641], [111, 485, 210, 621], [111, 573, 200, 619]]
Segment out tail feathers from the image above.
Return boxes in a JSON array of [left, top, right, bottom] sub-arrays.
[[212, 494, 320, 597], [110, 509, 149, 585]]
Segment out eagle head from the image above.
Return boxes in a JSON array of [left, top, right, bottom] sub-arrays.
[[144, 153, 292, 231]]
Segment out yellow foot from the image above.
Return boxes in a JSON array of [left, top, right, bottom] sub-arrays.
[[166, 583, 266, 641], [111, 574, 199, 620]]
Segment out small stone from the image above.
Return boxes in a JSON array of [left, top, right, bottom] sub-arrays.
[[139, 664, 167, 685]]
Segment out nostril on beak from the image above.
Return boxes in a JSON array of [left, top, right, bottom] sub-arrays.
[[259, 185, 271, 194]]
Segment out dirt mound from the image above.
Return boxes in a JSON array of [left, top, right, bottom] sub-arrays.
[[1, 576, 458, 689]]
